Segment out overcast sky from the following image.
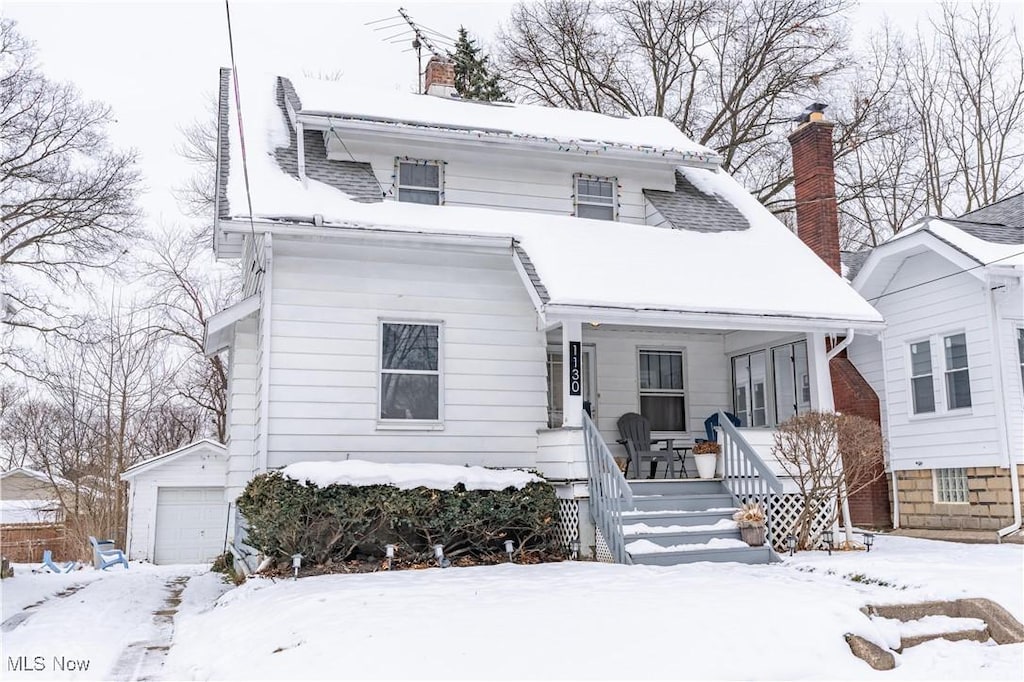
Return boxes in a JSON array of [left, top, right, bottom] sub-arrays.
[[1, 0, 999, 228]]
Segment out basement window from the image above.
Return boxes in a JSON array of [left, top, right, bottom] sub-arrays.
[[934, 467, 968, 504]]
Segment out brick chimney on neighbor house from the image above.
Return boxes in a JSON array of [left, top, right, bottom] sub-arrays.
[[788, 103, 841, 275], [789, 102, 893, 529], [423, 55, 457, 97]]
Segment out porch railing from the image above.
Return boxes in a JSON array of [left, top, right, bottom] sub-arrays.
[[718, 411, 783, 551], [582, 411, 632, 565]]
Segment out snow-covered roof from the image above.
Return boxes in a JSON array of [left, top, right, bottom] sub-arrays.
[[281, 460, 543, 491], [887, 218, 1024, 269], [0, 499, 60, 525], [121, 439, 226, 480], [216, 71, 883, 330], [284, 75, 718, 161], [0, 467, 72, 489]]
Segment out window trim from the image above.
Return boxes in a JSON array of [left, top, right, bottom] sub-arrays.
[[636, 346, 688, 434], [377, 319, 444, 428], [1017, 326, 1024, 393], [907, 337, 937, 416], [942, 332, 972, 412], [394, 158, 444, 205], [933, 467, 969, 504], [573, 173, 618, 221]]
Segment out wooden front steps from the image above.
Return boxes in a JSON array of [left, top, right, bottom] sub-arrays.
[[622, 479, 773, 566]]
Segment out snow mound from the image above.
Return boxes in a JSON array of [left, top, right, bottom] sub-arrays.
[[280, 459, 543, 491]]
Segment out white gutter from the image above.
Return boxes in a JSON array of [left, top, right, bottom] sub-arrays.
[[826, 328, 855, 360], [988, 277, 1021, 540]]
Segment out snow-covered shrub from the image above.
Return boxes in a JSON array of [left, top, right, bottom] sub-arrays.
[[236, 472, 562, 567]]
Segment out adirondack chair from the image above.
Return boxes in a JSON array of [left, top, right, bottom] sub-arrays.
[[616, 412, 680, 479], [696, 411, 742, 443], [88, 536, 128, 570], [42, 549, 76, 574]]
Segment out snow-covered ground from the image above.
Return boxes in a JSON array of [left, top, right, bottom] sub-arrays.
[[2, 535, 1021, 680]]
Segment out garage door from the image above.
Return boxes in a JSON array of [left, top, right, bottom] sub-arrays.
[[154, 487, 228, 565]]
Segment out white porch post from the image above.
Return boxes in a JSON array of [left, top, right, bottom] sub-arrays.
[[561, 320, 584, 428], [807, 332, 854, 545]]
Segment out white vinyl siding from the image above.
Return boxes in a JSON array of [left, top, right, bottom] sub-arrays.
[[266, 239, 546, 468], [574, 175, 617, 221], [866, 251, 1003, 470], [226, 318, 258, 499], [934, 467, 969, 503]]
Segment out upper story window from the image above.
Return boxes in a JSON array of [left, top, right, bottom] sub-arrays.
[[379, 321, 442, 422], [909, 340, 935, 414], [396, 159, 442, 205], [574, 175, 617, 221], [943, 333, 971, 410], [639, 349, 686, 431]]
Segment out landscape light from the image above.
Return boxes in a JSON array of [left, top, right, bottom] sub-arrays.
[[504, 540, 515, 563], [433, 544, 449, 568], [862, 532, 875, 552], [385, 544, 395, 570], [570, 538, 581, 561], [821, 530, 834, 556], [291, 553, 302, 581], [786, 534, 797, 556]]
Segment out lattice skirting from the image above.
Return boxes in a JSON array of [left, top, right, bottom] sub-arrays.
[[556, 498, 582, 559], [738, 493, 835, 551], [594, 528, 614, 563]]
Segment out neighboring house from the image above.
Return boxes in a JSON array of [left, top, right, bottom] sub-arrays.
[[121, 440, 229, 565], [0, 468, 66, 524], [844, 195, 1024, 536], [201, 58, 884, 564]]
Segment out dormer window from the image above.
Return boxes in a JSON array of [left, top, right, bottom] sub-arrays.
[[396, 159, 443, 205], [574, 174, 617, 221]]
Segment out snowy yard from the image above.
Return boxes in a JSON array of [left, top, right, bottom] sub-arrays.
[[1, 535, 1021, 680]]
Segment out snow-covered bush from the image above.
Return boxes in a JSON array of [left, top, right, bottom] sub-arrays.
[[236, 471, 562, 568]]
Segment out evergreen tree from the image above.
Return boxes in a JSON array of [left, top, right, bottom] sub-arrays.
[[450, 26, 507, 102]]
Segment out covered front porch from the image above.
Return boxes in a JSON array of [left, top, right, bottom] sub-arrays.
[[535, 315, 849, 484]]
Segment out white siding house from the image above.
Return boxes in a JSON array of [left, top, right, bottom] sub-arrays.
[[201, 61, 885, 562], [846, 198, 1024, 535]]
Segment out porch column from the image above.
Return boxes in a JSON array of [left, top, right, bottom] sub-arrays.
[[561, 321, 584, 427], [805, 332, 835, 411]]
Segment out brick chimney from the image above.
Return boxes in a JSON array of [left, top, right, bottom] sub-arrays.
[[423, 55, 457, 97], [788, 104, 841, 275]]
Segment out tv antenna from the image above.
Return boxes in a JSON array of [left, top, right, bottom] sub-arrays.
[[366, 7, 455, 93]]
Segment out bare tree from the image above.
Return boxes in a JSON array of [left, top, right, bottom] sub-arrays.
[[1, 19, 140, 348], [772, 411, 884, 549]]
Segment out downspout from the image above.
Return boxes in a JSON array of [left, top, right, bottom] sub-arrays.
[[296, 121, 307, 186], [258, 234, 273, 474], [988, 278, 1022, 540], [824, 328, 856, 544]]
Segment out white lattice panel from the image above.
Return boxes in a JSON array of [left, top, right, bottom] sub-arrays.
[[556, 498, 581, 558], [594, 528, 614, 563], [738, 493, 835, 552]]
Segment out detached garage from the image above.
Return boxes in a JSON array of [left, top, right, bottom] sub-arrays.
[[121, 440, 229, 565]]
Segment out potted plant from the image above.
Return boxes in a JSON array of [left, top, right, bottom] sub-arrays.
[[732, 502, 767, 546], [692, 441, 720, 479]]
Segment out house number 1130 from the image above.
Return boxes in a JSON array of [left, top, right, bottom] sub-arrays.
[[568, 341, 582, 396]]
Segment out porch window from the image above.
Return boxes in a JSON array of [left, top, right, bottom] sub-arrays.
[[574, 175, 616, 221], [1018, 328, 1024, 388], [934, 467, 968, 503], [638, 349, 685, 431], [909, 340, 935, 414], [772, 341, 810, 424], [546, 349, 593, 428], [396, 159, 442, 205], [943, 333, 971, 410], [732, 351, 767, 427], [379, 322, 441, 421]]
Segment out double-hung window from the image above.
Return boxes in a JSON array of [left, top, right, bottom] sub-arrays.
[[909, 340, 936, 414], [943, 333, 971, 410], [638, 349, 685, 431], [396, 160, 442, 205], [379, 322, 441, 422], [574, 175, 616, 221], [732, 351, 767, 427]]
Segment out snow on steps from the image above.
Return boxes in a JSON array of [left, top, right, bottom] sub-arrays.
[[620, 479, 772, 566]]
